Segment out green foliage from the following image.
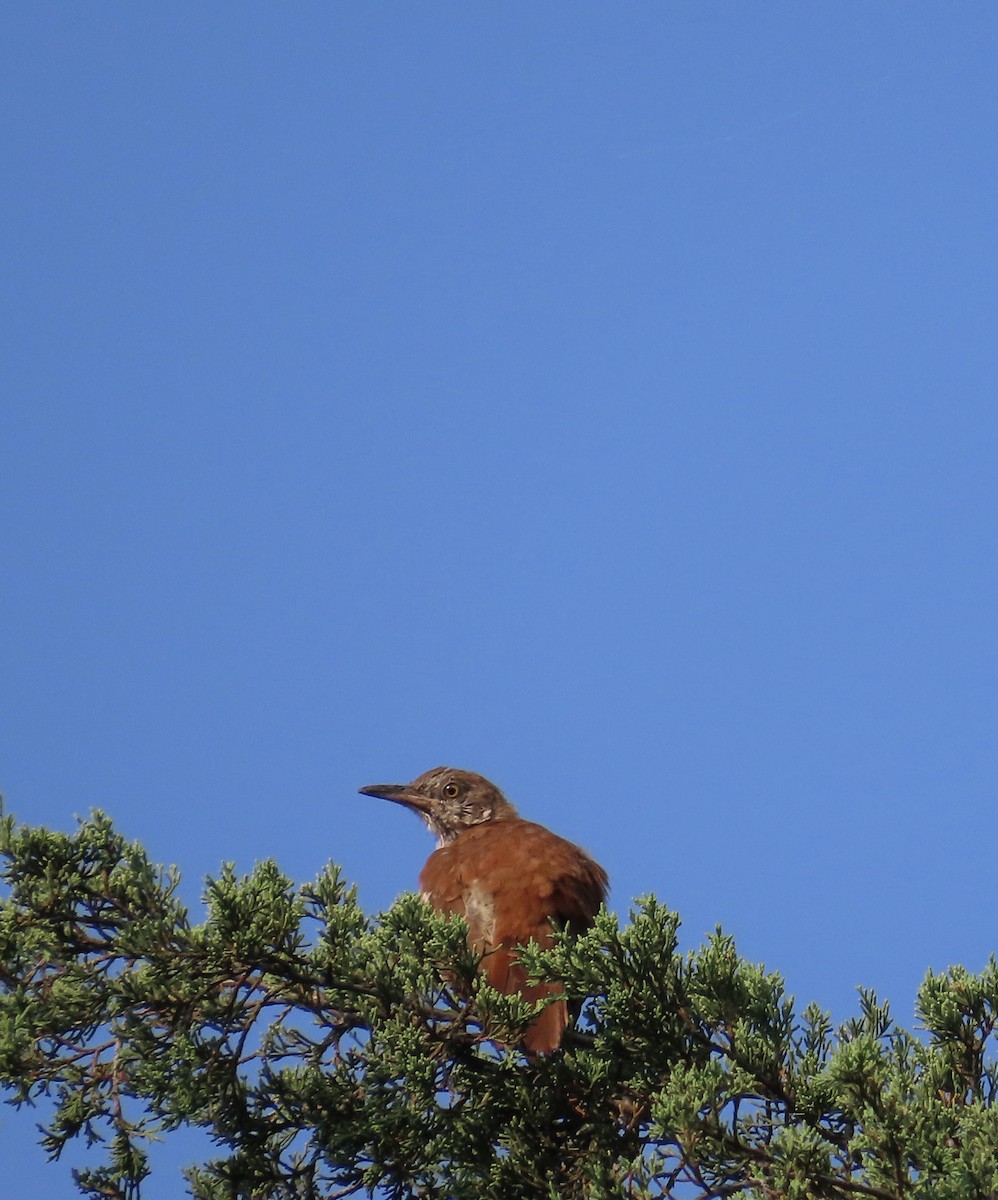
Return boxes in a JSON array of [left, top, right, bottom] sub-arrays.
[[1, 804, 997, 1199]]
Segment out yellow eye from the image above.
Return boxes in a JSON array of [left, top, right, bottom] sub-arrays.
[[443, 782, 460, 799]]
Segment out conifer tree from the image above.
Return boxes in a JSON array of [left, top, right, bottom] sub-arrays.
[[1, 806, 996, 1199]]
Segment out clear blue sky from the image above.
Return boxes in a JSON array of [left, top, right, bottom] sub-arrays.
[[3, 5, 997, 1194]]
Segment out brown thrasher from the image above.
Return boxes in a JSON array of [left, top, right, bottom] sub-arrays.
[[359, 766, 608, 1054]]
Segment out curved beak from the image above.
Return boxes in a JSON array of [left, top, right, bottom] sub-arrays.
[[358, 783, 432, 815]]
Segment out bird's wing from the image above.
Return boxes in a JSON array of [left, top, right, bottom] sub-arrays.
[[500, 820, 608, 931], [420, 820, 607, 943]]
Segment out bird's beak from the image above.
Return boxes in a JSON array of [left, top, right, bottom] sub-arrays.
[[358, 783, 433, 815]]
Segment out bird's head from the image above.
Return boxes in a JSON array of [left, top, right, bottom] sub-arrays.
[[359, 767, 518, 843]]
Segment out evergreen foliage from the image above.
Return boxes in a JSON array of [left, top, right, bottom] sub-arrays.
[[1, 805, 996, 1199]]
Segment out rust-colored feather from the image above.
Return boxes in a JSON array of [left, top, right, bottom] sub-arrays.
[[419, 820, 607, 1052], [360, 768, 609, 1054]]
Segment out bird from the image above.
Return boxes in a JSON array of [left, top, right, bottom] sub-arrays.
[[359, 766, 608, 1053]]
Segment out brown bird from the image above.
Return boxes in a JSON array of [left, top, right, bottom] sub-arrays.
[[359, 766, 608, 1054]]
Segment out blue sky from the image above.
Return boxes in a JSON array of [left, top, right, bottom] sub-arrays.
[[3, 5, 998, 1194]]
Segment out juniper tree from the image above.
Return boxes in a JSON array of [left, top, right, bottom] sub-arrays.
[[1, 805, 996, 1200]]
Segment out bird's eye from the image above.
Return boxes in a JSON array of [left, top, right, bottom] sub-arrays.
[[442, 782, 460, 799]]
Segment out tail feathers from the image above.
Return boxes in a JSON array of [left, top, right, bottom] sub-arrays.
[[521, 992, 569, 1054], [482, 942, 570, 1054]]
